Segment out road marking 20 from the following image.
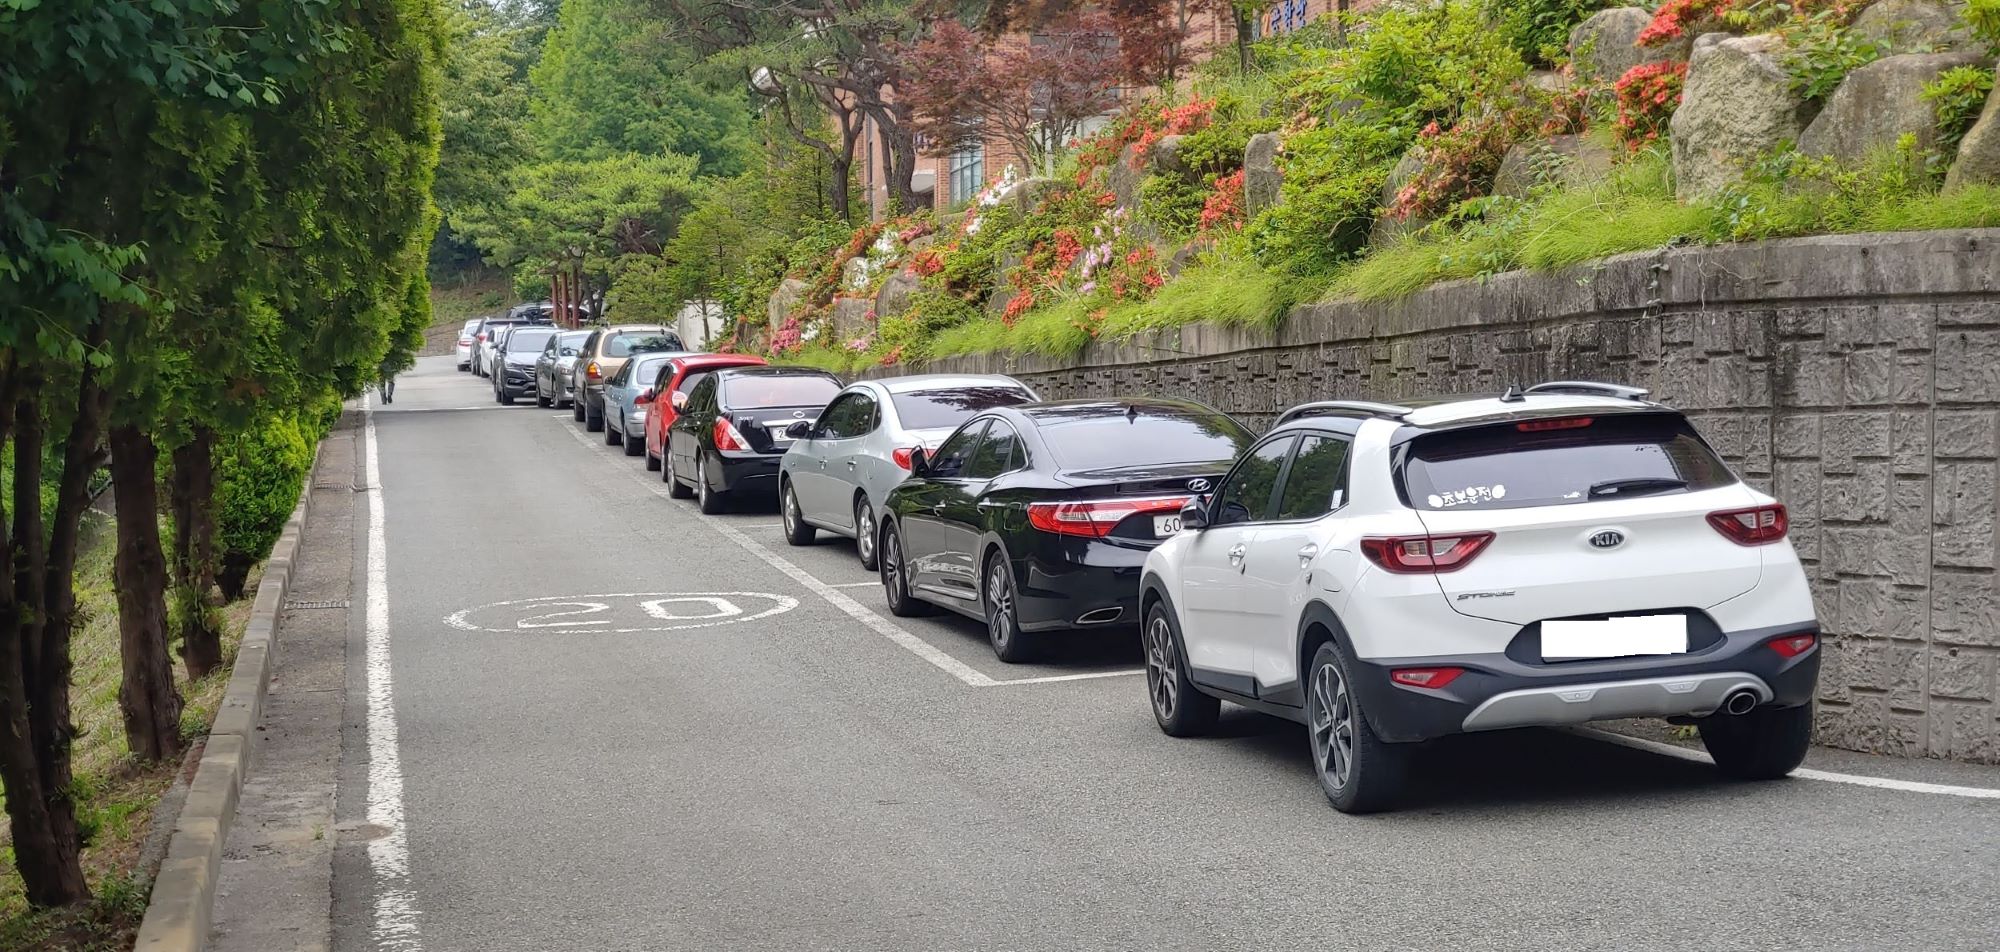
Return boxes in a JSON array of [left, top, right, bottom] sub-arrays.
[[445, 591, 796, 635]]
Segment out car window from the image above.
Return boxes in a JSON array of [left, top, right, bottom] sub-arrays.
[[604, 330, 680, 357], [1275, 434, 1351, 521], [889, 386, 1033, 430], [963, 421, 1019, 480], [926, 420, 989, 479], [1211, 436, 1295, 527], [626, 357, 672, 391], [818, 392, 877, 439], [675, 370, 712, 400], [722, 374, 841, 409], [1036, 405, 1253, 471], [1403, 412, 1736, 511], [607, 361, 631, 387], [507, 328, 556, 353], [682, 375, 718, 416]]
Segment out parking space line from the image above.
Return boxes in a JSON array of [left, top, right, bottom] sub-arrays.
[[557, 417, 1143, 689], [359, 395, 424, 949], [1573, 727, 2000, 800], [827, 581, 878, 589]]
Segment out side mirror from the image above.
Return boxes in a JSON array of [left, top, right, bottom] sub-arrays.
[[671, 391, 688, 409], [784, 420, 812, 439], [1178, 497, 1208, 531], [638, 388, 656, 404], [908, 448, 931, 476]]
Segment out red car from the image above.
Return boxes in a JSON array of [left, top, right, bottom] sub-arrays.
[[644, 354, 769, 475]]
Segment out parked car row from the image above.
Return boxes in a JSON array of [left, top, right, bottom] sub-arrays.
[[458, 352, 1824, 813]]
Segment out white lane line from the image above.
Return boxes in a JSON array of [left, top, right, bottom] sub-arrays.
[[827, 581, 879, 589], [555, 419, 1142, 688], [360, 395, 423, 950], [1573, 727, 2000, 800]]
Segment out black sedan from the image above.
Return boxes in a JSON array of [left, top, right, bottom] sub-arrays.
[[876, 398, 1254, 662], [666, 366, 843, 514]]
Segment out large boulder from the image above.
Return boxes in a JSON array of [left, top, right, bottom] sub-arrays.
[[1109, 143, 1145, 211], [1368, 148, 1428, 247], [1799, 51, 1990, 166], [1670, 33, 1814, 200], [1150, 135, 1191, 180], [829, 296, 873, 340], [1947, 82, 2000, 189], [1852, 0, 1971, 53], [1243, 132, 1283, 216], [875, 269, 920, 319], [1570, 8, 1690, 86], [1492, 133, 1619, 198], [767, 277, 809, 329]]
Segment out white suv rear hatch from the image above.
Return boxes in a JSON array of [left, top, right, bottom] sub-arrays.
[[1399, 411, 1765, 626]]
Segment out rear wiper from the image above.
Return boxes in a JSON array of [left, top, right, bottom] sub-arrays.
[[1588, 477, 1687, 499]]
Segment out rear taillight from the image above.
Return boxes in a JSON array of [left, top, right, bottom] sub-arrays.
[[476, 333, 487, 342], [1359, 533, 1494, 574], [1768, 633, 1816, 658], [1026, 496, 1186, 539], [892, 446, 918, 470], [1390, 667, 1464, 689], [1517, 416, 1593, 432], [1707, 504, 1787, 545], [712, 417, 747, 451], [585, 361, 602, 379]]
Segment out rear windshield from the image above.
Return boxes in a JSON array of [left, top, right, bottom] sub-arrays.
[[1037, 407, 1253, 470], [623, 356, 673, 388], [1402, 413, 1736, 511], [723, 374, 841, 408], [506, 328, 556, 351], [605, 331, 680, 357], [891, 386, 1034, 430]]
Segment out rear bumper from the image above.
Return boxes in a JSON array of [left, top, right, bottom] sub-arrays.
[[1016, 539, 1153, 632], [1348, 622, 1822, 743], [711, 452, 782, 498]]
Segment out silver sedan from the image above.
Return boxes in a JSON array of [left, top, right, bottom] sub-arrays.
[[778, 374, 1036, 569]]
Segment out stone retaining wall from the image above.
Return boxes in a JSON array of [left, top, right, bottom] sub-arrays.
[[886, 229, 2000, 763]]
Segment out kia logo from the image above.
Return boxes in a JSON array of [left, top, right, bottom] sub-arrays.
[[1588, 530, 1626, 549], [1188, 478, 1211, 493]]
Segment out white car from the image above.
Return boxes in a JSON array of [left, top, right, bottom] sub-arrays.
[[455, 318, 480, 371], [1140, 382, 1820, 813], [777, 374, 1036, 569]]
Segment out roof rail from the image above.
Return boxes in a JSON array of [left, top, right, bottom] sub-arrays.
[[1275, 400, 1415, 427], [1523, 380, 1652, 402]]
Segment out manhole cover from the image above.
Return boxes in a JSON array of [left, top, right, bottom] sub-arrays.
[[285, 599, 349, 611]]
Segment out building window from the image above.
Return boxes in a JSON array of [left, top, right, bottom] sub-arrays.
[[948, 143, 985, 207]]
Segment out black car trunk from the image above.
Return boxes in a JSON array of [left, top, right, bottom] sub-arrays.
[[728, 406, 820, 454], [1049, 461, 1231, 542]]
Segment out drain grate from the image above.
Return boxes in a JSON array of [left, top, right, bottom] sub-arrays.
[[285, 599, 350, 611]]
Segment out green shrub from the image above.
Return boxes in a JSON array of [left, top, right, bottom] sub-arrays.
[[1925, 65, 1995, 155], [1484, 0, 1619, 67], [215, 408, 315, 599], [1140, 175, 1207, 238], [1966, 0, 2000, 50], [1781, 8, 1881, 102]]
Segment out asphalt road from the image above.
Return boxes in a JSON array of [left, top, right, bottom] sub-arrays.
[[331, 356, 2000, 952]]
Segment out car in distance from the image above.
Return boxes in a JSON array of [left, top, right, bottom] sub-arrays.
[[570, 325, 683, 432], [665, 366, 842, 515], [643, 354, 768, 475], [602, 350, 691, 454], [1139, 382, 1821, 814], [455, 318, 481, 371], [876, 398, 1254, 663], [492, 325, 559, 404], [470, 304, 554, 377], [534, 329, 592, 408], [779, 375, 1037, 570]]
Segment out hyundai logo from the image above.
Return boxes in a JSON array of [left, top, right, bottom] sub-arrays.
[[792, 410, 807, 418], [1588, 529, 1626, 549], [1187, 478, 1211, 493]]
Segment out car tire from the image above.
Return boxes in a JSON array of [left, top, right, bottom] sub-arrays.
[[645, 447, 661, 471], [621, 427, 643, 456], [585, 399, 604, 432], [877, 522, 935, 618], [1306, 640, 1409, 814], [1144, 602, 1219, 737], [780, 481, 816, 545], [1699, 702, 1812, 781], [983, 553, 1035, 664], [605, 419, 622, 446], [666, 452, 694, 499], [537, 386, 552, 408], [853, 496, 879, 572], [696, 454, 728, 515], [572, 396, 585, 422], [500, 386, 516, 404]]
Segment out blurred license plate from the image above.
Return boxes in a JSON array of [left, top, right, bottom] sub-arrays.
[[1153, 514, 1182, 537], [1542, 615, 1687, 660]]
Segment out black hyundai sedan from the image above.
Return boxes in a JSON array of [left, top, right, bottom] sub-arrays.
[[666, 366, 843, 514], [877, 398, 1254, 662]]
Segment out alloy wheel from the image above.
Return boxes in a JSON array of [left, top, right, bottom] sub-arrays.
[[882, 532, 902, 598], [1309, 659, 1355, 793], [783, 486, 800, 533], [855, 501, 875, 563], [985, 560, 1014, 651], [1145, 614, 1179, 720]]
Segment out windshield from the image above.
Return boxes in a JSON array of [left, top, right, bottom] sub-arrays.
[[556, 332, 589, 356], [604, 330, 680, 357], [722, 374, 841, 409], [622, 357, 673, 390], [1036, 405, 1253, 470], [1402, 413, 1737, 510], [891, 386, 1034, 430], [506, 328, 556, 352]]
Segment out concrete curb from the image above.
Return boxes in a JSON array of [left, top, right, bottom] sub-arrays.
[[134, 437, 327, 952]]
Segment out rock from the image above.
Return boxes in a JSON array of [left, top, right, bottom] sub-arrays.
[[1369, 148, 1428, 247], [1669, 33, 1814, 200], [830, 296, 874, 339], [1492, 133, 1619, 198], [1799, 51, 1990, 166], [1006, 177, 1061, 215], [841, 254, 874, 292], [767, 277, 809, 329], [1948, 82, 2000, 189], [1527, 69, 1568, 94], [875, 269, 920, 318], [1571, 8, 1689, 86], [1110, 144, 1145, 211], [1852, 0, 1971, 53], [985, 287, 1015, 317], [1165, 241, 1203, 277], [1151, 135, 1190, 179], [1244, 132, 1283, 216]]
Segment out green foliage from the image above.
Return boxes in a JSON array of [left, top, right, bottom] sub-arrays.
[[1141, 176, 1208, 238], [1925, 65, 1995, 155], [1484, 0, 1619, 67], [215, 409, 317, 569], [1966, 0, 2000, 50], [1781, 9, 1882, 102]]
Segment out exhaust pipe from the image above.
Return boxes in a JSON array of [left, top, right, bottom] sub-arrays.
[[1723, 689, 1759, 716], [1076, 607, 1124, 625]]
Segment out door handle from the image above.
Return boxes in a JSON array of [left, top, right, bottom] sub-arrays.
[[1297, 543, 1319, 568], [845, 460, 857, 468]]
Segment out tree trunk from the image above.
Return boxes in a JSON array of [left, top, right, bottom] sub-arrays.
[[1235, 9, 1254, 74], [876, 107, 922, 215], [169, 427, 222, 679], [109, 424, 184, 762]]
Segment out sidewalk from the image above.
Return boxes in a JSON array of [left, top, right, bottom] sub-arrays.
[[207, 414, 362, 951]]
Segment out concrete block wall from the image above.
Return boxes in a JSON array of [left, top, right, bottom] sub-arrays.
[[891, 229, 2000, 763]]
